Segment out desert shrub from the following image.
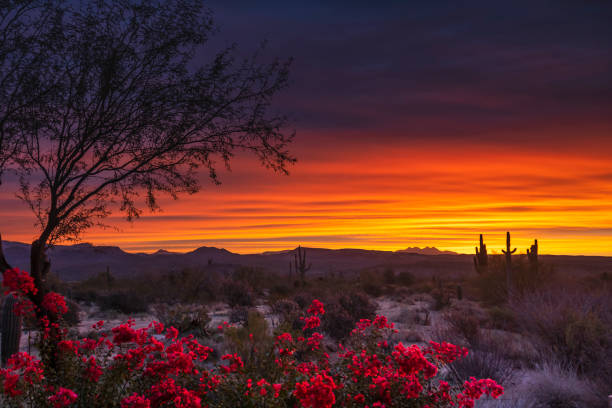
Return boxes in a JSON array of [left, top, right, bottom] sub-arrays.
[[269, 282, 292, 298], [486, 306, 519, 332], [383, 267, 395, 284], [151, 303, 211, 337], [511, 288, 611, 377], [450, 349, 515, 386], [292, 292, 314, 309], [360, 270, 384, 297], [270, 299, 300, 327], [97, 291, 149, 314], [470, 255, 555, 306], [444, 310, 480, 345], [231, 266, 268, 293], [414, 307, 431, 326], [431, 286, 452, 310], [322, 301, 356, 340], [62, 299, 81, 327], [517, 360, 606, 408], [396, 271, 415, 286], [229, 306, 250, 325], [339, 291, 377, 321], [221, 280, 254, 307], [322, 292, 377, 340]]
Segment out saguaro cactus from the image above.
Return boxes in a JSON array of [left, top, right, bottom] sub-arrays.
[[294, 245, 311, 283], [473, 234, 488, 274], [1, 294, 22, 366], [527, 239, 538, 273], [501, 232, 517, 298]]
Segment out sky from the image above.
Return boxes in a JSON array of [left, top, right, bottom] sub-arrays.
[[1, 1, 612, 255]]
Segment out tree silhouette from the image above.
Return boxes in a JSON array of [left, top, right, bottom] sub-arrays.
[[0, 0, 294, 326]]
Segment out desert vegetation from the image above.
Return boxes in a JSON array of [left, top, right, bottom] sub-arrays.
[[1, 234, 610, 407]]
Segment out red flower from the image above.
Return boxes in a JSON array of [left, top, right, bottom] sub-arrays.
[[2, 267, 37, 295], [48, 387, 78, 407], [42, 292, 68, 315], [307, 299, 325, 316], [121, 393, 151, 408], [302, 316, 321, 331], [294, 373, 337, 408]]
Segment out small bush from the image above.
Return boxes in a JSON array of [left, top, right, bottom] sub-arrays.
[[97, 291, 148, 314], [450, 349, 515, 386], [322, 292, 377, 340], [383, 268, 395, 284], [322, 302, 355, 340], [519, 360, 606, 408], [229, 306, 249, 325], [396, 271, 415, 286], [152, 303, 211, 337], [62, 299, 81, 327], [221, 280, 254, 307], [511, 288, 611, 376], [360, 270, 384, 297], [486, 306, 519, 332], [445, 310, 480, 345]]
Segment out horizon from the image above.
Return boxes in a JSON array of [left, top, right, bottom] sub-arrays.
[[3, 237, 606, 258], [1, 1, 611, 256]]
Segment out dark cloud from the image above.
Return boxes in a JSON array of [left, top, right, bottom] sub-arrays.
[[204, 0, 612, 137]]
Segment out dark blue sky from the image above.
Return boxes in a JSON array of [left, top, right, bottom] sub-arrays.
[[205, 0, 612, 144]]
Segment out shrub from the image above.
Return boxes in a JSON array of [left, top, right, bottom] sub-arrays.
[[444, 310, 480, 345], [229, 306, 250, 325], [450, 349, 515, 386], [338, 291, 377, 322], [152, 303, 211, 338], [0, 281, 504, 408], [97, 291, 149, 314], [517, 360, 606, 408], [396, 271, 415, 286], [321, 302, 355, 340], [360, 270, 384, 297], [511, 288, 611, 377], [62, 299, 81, 327], [221, 280, 254, 307], [383, 268, 395, 284], [322, 292, 377, 341], [486, 306, 519, 332]]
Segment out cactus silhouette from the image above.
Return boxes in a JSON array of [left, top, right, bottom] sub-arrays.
[[1, 294, 22, 366], [294, 245, 311, 283], [501, 232, 517, 298], [527, 239, 538, 273], [473, 234, 488, 274]]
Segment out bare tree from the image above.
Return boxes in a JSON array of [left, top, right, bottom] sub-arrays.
[[0, 0, 62, 181], [0, 0, 294, 324]]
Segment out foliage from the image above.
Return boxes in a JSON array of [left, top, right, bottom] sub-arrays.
[[0, 288, 504, 408], [152, 303, 211, 338], [322, 292, 377, 341], [221, 280, 254, 308]]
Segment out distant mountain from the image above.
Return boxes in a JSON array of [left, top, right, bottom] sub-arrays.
[[1, 241, 471, 281], [395, 247, 458, 255], [2, 241, 608, 282]]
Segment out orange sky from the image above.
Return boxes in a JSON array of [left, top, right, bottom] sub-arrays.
[[2, 125, 611, 256]]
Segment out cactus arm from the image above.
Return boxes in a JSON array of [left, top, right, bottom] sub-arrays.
[[1, 294, 22, 366]]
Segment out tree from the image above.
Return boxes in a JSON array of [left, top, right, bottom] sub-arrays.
[[0, 0, 294, 327], [0, 0, 62, 182]]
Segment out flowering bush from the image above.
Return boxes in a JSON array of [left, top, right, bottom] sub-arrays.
[[1, 269, 503, 407]]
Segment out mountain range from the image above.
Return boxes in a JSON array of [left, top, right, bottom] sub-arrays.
[[1, 241, 609, 282]]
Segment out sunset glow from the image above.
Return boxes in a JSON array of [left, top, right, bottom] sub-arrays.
[[1, 1, 611, 256], [3, 128, 611, 255]]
